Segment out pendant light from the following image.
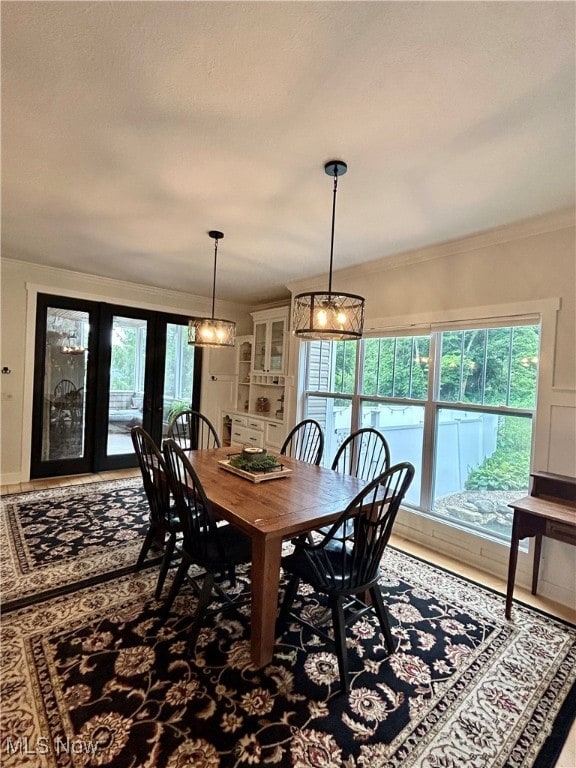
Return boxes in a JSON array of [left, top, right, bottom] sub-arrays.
[[188, 230, 236, 347], [292, 160, 365, 340]]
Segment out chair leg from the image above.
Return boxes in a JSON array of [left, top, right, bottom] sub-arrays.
[[331, 597, 350, 694], [163, 555, 191, 613], [135, 527, 157, 569], [369, 585, 395, 654], [188, 573, 215, 652], [226, 563, 237, 587], [155, 533, 177, 600], [276, 575, 300, 634]]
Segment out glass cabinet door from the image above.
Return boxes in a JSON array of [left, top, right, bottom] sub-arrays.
[[269, 320, 285, 372], [253, 322, 267, 372]]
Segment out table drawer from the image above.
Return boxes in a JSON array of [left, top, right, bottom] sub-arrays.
[[545, 520, 576, 545]]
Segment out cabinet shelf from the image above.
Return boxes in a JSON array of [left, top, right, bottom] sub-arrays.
[[251, 382, 284, 387]]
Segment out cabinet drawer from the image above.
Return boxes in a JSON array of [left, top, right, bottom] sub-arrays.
[[231, 415, 247, 427], [265, 422, 283, 449], [231, 426, 264, 448], [247, 418, 264, 432]]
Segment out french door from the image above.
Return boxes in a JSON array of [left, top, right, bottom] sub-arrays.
[[30, 295, 202, 478]]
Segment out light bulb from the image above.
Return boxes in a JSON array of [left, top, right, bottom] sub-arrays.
[[336, 311, 347, 326], [316, 308, 328, 327], [200, 323, 214, 341]]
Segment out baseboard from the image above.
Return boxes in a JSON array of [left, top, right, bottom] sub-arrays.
[[0, 472, 23, 486], [394, 512, 576, 612]]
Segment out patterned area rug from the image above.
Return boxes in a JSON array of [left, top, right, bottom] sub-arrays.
[[2, 548, 574, 767], [1, 479, 151, 609]]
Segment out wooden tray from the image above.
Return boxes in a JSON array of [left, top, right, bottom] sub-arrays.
[[218, 459, 293, 483]]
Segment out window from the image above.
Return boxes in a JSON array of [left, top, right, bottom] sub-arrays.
[[302, 321, 540, 542]]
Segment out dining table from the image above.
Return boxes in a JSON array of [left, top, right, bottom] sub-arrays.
[[184, 444, 368, 667]]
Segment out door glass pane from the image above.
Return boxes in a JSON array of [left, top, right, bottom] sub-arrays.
[[44, 308, 89, 461], [162, 323, 196, 437], [107, 316, 146, 455]]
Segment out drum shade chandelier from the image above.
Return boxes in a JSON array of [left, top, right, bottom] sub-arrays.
[[188, 230, 236, 347], [292, 160, 365, 340]]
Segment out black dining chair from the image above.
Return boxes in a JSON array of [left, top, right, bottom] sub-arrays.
[[277, 461, 415, 693], [280, 419, 324, 465], [332, 427, 391, 481], [307, 427, 392, 545], [131, 426, 182, 599], [162, 439, 252, 645], [167, 409, 221, 450]]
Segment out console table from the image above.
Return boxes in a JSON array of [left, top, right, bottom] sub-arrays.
[[506, 471, 576, 619]]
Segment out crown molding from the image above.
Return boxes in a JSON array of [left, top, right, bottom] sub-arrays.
[[2, 257, 251, 314], [286, 207, 575, 294]]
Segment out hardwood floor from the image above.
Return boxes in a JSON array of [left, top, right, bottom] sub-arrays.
[[2, 469, 574, 766]]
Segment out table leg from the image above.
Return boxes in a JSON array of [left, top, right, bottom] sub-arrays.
[[250, 535, 283, 667], [505, 512, 521, 620], [531, 534, 543, 595]]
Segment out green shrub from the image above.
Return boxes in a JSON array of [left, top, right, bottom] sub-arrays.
[[465, 415, 531, 491]]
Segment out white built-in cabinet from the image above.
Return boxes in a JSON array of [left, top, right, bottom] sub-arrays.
[[222, 307, 289, 452]]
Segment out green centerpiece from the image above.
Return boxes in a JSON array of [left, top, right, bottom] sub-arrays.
[[229, 453, 281, 473]]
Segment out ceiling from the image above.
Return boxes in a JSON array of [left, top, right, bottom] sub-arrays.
[[2, 2, 574, 306]]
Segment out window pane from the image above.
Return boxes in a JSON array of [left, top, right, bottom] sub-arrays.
[[359, 400, 424, 507], [305, 340, 356, 394], [432, 408, 532, 539], [439, 325, 539, 407], [510, 326, 540, 408], [305, 394, 352, 467], [362, 336, 429, 399]]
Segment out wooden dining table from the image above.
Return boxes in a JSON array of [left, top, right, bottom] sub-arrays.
[[184, 445, 367, 667]]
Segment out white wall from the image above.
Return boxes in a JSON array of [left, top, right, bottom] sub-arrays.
[[0, 259, 253, 481], [287, 209, 576, 609]]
